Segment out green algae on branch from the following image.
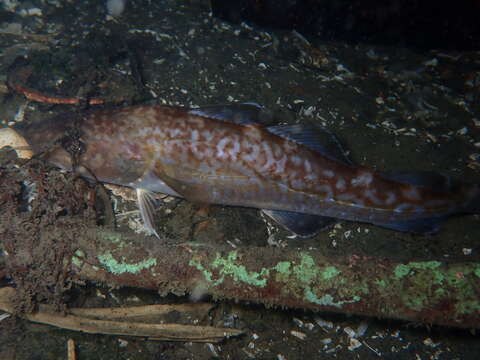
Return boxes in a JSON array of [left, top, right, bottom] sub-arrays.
[[186, 248, 480, 327], [97, 252, 157, 275], [90, 231, 158, 275], [189, 251, 271, 287], [212, 250, 270, 286], [390, 261, 480, 315], [190, 251, 361, 308], [69, 229, 480, 329], [190, 251, 344, 288]]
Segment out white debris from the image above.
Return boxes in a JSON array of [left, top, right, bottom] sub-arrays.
[[314, 317, 334, 329], [302, 105, 316, 117], [2, 0, 20, 12], [336, 64, 352, 73], [292, 318, 304, 327], [325, 345, 342, 354], [189, 282, 209, 302], [95, 289, 106, 299], [118, 338, 129, 347], [423, 337, 440, 348], [391, 329, 402, 339], [206, 343, 219, 357], [344, 327, 357, 338], [19, 8, 43, 16], [304, 322, 315, 331], [0, 313, 11, 322], [363, 340, 382, 356], [226, 240, 238, 248], [469, 153, 480, 161], [355, 321, 369, 338], [366, 49, 378, 60], [13, 103, 28, 123], [290, 330, 307, 340], [348, 338, 362, 351], [423, 58, 438, 67], [106, 0, 126, 17]]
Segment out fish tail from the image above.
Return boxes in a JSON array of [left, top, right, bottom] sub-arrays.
[[464, 185, 480, 214], [374, 180, 480, 234]]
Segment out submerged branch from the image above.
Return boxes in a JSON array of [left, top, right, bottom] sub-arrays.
[[68, 228, 480, 329]]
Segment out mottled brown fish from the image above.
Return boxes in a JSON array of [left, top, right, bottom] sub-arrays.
[[18, 103, 480, 237]]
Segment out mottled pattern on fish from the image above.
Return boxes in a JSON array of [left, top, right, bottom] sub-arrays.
[[21, 104, 480, 233]]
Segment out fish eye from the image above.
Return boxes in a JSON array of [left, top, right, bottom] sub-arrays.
[[60, 134, 86, 157]]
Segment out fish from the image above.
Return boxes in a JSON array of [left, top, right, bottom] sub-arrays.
[[17, 103, 480, 238]]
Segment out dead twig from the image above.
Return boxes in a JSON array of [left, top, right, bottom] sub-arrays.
[[0, 127, 34, 159], [65, 302, 215, 322], [7, 62, 126, 105], [11, 84, 109, 105], [67, 338, 76, 360], [0, 287, 242, 342], [0, 30, 56, 42]]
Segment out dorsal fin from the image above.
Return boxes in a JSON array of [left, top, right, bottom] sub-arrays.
[[189, 103, 273, 126], [380, 170, 454, 191], [189, 103, 352, 166], [266, 124, 352, 166]]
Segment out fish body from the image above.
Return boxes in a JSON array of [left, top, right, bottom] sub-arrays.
[[20, 104, 480, 236]]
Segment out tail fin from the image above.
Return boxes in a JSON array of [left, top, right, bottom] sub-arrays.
[[464, 185, 480, 214]]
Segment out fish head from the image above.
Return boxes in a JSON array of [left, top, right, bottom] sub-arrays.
[[16, 113, 75, 169], [16, 111, 149, 185]]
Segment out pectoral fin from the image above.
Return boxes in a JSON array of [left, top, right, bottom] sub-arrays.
[[262, 209, 336, 238], [129, 170, 180, 197], [153, 166, 214, 203], [136, 188, 160, 239], [154, 162, 254, 204]]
